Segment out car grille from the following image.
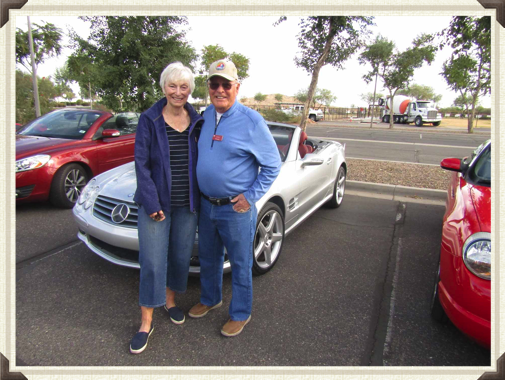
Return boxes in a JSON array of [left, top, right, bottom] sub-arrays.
[[16, 185, 35, 198], [89, 235, 201, 266], [89, 235, 140, 262], [93, 195, 138, 228], [428, 111, 437, 119]]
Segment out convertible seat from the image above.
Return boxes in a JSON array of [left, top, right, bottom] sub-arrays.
[[298, 131, 314, 158]]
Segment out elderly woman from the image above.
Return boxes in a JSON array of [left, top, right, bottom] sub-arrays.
[[130, 62, 203, 354]]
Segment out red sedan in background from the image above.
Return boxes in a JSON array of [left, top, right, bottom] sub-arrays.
[[16, 108, 139, 208], [431, 139, 491, 348]]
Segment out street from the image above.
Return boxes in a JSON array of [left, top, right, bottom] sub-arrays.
[[306, 122, 490, 164], [16, 194, 490, 369]]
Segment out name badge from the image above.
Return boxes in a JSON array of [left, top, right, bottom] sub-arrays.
[[212, 135, 223, 141]]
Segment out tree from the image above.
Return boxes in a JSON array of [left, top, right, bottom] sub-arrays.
[[254, 93, 267, 104], [294, 88, 308, 104], [360, 33, 437, 128], [194, 44, 250, 106], [16, 70, 61, 124], [16, 22, 63, 74], [439, 16, 490, 133], [275, 94, 283, 102], [295, 87, 336, 108], [360, 92, 385, 104], [397, 84, 442, 104], [314, 88, 336, 107], [53, 64, 75, 101], [453, 93, 477, 118], [68, 16, 197, 111], [277, 16, 374, 130]]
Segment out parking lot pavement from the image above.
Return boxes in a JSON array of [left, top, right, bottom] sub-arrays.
[[15, 195, 490, 369]]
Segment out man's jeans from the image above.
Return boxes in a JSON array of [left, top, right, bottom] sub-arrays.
[[137, 205, 198, 308], [198, 197, 257, 321]]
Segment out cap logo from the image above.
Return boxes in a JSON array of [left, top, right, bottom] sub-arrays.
[[216, 62, 225, 70]]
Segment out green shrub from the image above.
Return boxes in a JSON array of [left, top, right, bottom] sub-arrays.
[[260, 108, 295, 123]]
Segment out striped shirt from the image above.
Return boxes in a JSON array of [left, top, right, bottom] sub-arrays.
[[166, 123, 190, 207]]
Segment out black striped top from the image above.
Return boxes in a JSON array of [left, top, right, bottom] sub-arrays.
[[166, 123, 190, 207]]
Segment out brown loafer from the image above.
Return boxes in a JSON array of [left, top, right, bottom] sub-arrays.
[[221, 315, 251, 337], [188, 301, 223, 318]]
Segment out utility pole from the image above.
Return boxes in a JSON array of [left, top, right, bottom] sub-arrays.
[[27, 16, 41, 117], [89, 82, 93, 109], [370, 70, 378, 129]]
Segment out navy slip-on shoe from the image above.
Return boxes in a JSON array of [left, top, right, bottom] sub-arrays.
[[164, 305, 185, 325], [129, 324, 154, 354]]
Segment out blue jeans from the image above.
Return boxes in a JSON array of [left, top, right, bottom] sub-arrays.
[[198, 197, 257, 321], [137, 205, 198, 308]]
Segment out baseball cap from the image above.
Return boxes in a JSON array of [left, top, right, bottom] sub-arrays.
[[208, 60, 238, 81]]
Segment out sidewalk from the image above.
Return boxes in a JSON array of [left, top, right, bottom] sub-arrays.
[[346, 180, 446, 206]]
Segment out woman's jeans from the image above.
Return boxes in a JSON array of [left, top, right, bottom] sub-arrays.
[[137, 205, 198, 308], [198, 197, 257, 321]]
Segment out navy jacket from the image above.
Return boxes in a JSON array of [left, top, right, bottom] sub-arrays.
[[134, 98, 203, 215]]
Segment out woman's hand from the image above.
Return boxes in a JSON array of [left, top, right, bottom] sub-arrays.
[[149, 210, 165, 222]]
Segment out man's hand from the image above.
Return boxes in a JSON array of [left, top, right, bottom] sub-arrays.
[[231, 193, 250, 213], [149, 210, 165, 222]]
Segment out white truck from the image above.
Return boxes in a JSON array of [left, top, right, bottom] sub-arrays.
[[283, 105, 324, 121], [378, 95, 442, 126]]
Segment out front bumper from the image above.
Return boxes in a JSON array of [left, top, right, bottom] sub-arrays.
[[16, 167, 53, 202], [73, 206, 231, 275], [438, 278, 490, 348]]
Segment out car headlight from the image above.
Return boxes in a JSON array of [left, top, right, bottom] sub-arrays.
[[463, 232, 491, 280], [16, 154, 51, 172], [78, 179, 100, 210]]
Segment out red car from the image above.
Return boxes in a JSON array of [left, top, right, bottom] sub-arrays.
[[431, 139, 491, 348], [16, 108, 139, 208]]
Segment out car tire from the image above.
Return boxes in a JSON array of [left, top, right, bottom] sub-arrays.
[[415, 117, 423, 127], [433, 121, 441, 126], [326, 165, 346, 208], [252, 202, 285, 276], [383, 115, 390, 123], [430, 263, 448, 323], [50, 163, 89, 209], [309, 114, 316, 122]]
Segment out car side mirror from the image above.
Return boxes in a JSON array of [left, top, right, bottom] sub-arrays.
[[440, 157, 464, 173], [102, 129, 121, 138]]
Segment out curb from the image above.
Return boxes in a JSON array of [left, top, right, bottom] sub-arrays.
[[346, 180, 446, 205]]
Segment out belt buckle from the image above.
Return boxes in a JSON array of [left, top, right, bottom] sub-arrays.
[[216, 199, 221, 206]]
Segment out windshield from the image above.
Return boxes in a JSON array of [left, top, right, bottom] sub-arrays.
[[19, 110, 103, 140], [268, 124, 294, 162], [417, 102, 430, 109], [469, 143, 491, 186]]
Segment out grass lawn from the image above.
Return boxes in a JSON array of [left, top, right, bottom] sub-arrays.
[[440, 117, 491, 128]]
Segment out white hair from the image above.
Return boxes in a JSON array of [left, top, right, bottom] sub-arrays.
[[159, 62, 195, 94]]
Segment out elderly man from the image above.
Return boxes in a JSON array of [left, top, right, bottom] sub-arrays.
[[189, 60, 281, 337]]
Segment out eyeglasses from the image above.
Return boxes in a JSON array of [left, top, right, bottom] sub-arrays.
[[208, 82, 235, 90]]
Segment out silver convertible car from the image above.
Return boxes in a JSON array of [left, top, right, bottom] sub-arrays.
[[73, 122, 347, 275]]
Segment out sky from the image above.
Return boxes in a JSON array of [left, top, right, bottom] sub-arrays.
[[16, 15, 491, 109]]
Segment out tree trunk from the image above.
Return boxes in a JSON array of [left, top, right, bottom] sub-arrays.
[[300, 18, 338, 131]]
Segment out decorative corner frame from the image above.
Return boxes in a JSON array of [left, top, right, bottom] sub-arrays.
[[0, 354, 27, 380], [0, 0, 28, 28], [478, 0, 505, 27]]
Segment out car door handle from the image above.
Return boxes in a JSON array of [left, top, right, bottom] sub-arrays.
[[326, 158, 332, 165], [301, 159, 324, 168]]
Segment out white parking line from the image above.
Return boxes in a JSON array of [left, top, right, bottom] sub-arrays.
[[315, 136, 474, 150]]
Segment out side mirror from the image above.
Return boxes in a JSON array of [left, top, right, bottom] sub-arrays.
[[440, 157, 463, 172], [102, 129, 121, 138]]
